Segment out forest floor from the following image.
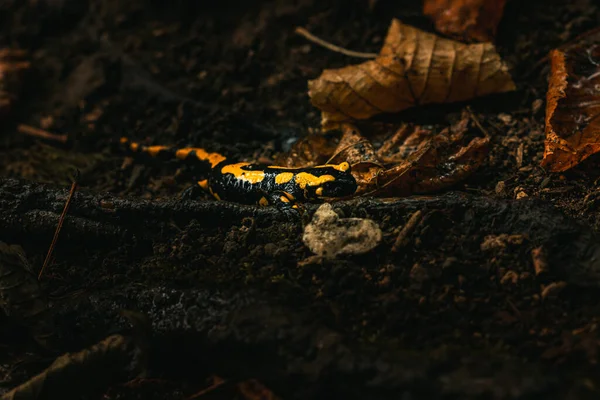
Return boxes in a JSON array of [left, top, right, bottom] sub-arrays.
[[2, 0, 600, 399]]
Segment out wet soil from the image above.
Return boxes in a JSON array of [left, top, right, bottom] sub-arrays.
[[2, 0, 600, 399]]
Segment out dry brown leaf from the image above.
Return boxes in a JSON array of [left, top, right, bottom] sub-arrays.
[[330, 124, 384, 194], [364, 130, 488, 196], [274, 112, 486, 196], [308, 19, 515, 131], [328, 120, 488, 196], [423, 0, 507, 43], [541, 39, 600, 172]]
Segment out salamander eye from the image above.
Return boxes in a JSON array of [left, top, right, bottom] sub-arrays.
[[338, 162, 350, 172]]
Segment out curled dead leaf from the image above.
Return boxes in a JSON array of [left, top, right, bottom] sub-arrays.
[[278, 112, 487, 197], [423, 0, 507, 43], [308, 19, 515, 131], [354, 127, 489, 196], [541, 38, 600, 172]]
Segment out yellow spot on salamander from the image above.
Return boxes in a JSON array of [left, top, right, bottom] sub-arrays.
[[176, 148, 227, 168], [280, 196, 290, 203], [259, 197, 269, 206], [313, 162, 350, 172], [131, 142, 139, 151], [197, 180, 209, 190], [221, 163, 265, 184], [294, 173, 335, 189], [275, 172, 294, 184], [120, 137, 128, 144], [145, 145, 169, 157], [283, 192, 295, 201], [336, 162, 350, 172], [315, 187, 324, 196], [208, 186, 221, 200], [269, 162, 350, 172]]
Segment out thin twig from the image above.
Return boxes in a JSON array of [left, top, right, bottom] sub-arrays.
[[392, 210, 423, 252], [466, 106, 491, 139], [18, 124, 68, 143], [294, 27, 378, 59], [38, 171, 80, 280], [185, 376, 227, 399]]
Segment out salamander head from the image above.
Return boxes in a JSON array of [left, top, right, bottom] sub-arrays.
[[306, 162, 357, 200]]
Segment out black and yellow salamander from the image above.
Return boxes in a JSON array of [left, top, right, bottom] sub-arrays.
[[120, 137, 357, 210]]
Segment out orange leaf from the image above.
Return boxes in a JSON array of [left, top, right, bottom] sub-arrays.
[[423, 0, 507, 43], [541, 42, 600, 172], [308, 19, 515, 131]]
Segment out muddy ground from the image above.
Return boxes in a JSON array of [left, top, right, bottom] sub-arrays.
[[2, 0, 600, 399]]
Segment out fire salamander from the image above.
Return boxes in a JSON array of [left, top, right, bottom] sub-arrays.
[[120, 137, 357, 210]]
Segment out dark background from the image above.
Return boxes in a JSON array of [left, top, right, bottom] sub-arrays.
[[2, 1, 600, 399]]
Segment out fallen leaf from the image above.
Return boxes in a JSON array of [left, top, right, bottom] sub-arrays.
[[308, 19, 515, 130], [330, 124, 384, 195], [541, 38, 600, 172], [365, 130, 489, 196], [423, 0, 507, 43], [328, 119, 488, 196], [275, 112, 487, 196]]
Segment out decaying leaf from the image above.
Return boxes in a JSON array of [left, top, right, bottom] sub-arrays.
[[308, 19, 515, 130], [275, 112, 488, 197], [541, 39, 600, 172], [423, 0, 507, 43], [332, 123, 489, 196]]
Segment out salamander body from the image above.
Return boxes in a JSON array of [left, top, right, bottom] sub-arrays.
[[120, 137, 357, 209]]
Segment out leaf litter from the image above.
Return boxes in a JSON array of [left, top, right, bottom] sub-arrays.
[[308, 19, 515, 131]]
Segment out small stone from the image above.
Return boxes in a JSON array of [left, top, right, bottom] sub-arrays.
[[516, 191, 528, 199], [303, 203, 382, 258], [513, 186, 528, 199], [498, 113, 513, 124]]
